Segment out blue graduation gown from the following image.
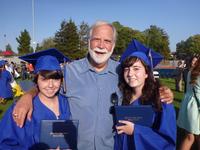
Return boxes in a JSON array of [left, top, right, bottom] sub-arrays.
[[0, 70, 13, 98], [114, 99, 176, 150], [0, 94, 71, 150]]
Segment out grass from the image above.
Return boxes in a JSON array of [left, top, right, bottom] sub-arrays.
[[0, 78, 197, 149], [160, 78, 197, 150], [160, 78, 184, 110], [0, 98, 14, 119]]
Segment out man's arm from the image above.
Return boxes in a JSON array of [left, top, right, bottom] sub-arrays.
[[159, 86, 174, 104], [12, 86, 38, 128]]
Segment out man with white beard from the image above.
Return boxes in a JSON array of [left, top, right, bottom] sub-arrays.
[[12, 20, 174, 150], [63, 21, 121, 149]]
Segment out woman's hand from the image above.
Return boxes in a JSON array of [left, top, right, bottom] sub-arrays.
[[116, 120, 134, 135]]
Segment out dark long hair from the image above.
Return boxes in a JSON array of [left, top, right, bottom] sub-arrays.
[[119, 56, 162, 112], [190, 56, 200, 85]]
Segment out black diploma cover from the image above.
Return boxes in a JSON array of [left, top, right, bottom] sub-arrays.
[[114, 105, 154, 127], [39, 120, 78, 149]]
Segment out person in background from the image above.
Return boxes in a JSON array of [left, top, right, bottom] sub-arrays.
[[0, 51, 71, 149], [114, 41, 176, 150], [12, 21, 174, 150], [27, 63, 34, 79], [183, 56, 198, 93], [175, 60, 184, 92], [5, 61, 14, 76], [0, 60, 13, 104], [20, 61, 28, 80], [177, 55, 200, 150]]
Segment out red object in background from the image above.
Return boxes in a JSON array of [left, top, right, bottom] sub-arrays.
[[1, 50, 14, 56]]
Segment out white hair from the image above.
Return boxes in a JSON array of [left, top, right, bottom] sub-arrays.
[[89, 20, 117, 43]]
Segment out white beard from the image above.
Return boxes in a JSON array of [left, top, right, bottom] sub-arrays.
[[88, 47, 114, 65]]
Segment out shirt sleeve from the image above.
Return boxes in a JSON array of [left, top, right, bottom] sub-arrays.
[[133, 104, 176, 150]]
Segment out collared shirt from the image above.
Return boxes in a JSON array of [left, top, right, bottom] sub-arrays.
[[63, 57, 121, 150]]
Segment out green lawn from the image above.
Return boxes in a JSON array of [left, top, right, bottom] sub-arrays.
[[160, 78, 197, 150], [160, 78, 184, 110]]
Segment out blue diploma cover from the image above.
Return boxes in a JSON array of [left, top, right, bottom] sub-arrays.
[[114, 105, 154, 127], [39, 120, 78, 149]]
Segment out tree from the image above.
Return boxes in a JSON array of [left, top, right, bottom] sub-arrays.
[[176, 34, 200, 58], [113, 21, 145, 55], [144, 25, 171, 59], [54, 19, 81, 59], [35, 37, 56, 52], [16, 29, 32, 55], [38, 37, 56, 51], [35, 43, 42, 52], [79, 21, 89, 53], [5, 44, 12, 51], [185, 34, 200, 54]]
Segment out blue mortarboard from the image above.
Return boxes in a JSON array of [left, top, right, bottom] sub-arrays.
[[0, 60, 6, 67], [120, 39, 163, 68], [19, 48, 70, 73]]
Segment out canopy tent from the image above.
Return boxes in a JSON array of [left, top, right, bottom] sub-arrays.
[[0, 50, 15, 56]]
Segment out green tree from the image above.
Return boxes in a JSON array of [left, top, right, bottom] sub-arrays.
[[5, 44, 12, 51], [185, 34, 200, 54], [16, 29, 32, 55], [54, 19, 81, 59], [113, 21, 145, 55], [35, 43, 42, 52], [39, 37, 56, 51], [176, 34, 200, 58], [112, 21, 125, 55], [79, 21, 89, 54], [144, 25, 171, 59]]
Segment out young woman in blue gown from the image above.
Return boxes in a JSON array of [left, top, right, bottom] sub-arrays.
[[0, 54, 71, 150], [114, 49, 176, 150]]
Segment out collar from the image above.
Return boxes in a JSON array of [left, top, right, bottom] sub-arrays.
[[79, 55, 119, 75]]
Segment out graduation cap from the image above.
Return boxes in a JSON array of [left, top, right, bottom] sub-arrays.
[[19, 48, 70, 73], [120, 39, 163, 68], [0, 60, 6, 67]]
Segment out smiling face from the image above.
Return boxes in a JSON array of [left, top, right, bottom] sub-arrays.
[[123, 59, 148, 91], [89, 24, 115, 70], [37, 74, 61, 99], [191, 57, 198, 68]]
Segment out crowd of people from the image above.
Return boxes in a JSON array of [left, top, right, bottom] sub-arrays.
[[0, 60, 35, 104], [0, 20, 199, 150]]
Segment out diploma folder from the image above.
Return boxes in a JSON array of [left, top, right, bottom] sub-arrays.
[[39, 120, 78, 149], [114, 105, 154, 127]]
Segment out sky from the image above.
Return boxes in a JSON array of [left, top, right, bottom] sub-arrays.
[[0, 0, 200, 53]]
